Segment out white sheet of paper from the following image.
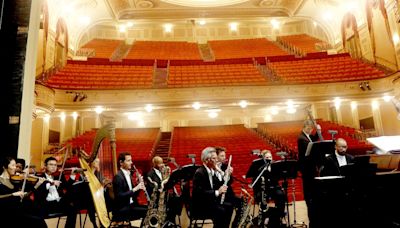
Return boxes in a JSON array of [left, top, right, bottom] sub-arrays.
[[367, 136, 400, 153]]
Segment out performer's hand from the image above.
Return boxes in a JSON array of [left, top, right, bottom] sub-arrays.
[[53, 180, 61, 187], [316, 124, 322, 131], [12, 191, 25, 198], [218, 185, 228, 194], [133, 182, 145, 192], [228, 167, 233, 175]]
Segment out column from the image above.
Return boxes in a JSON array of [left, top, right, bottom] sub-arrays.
[[351, 102, 360, 129], [372, 101, 384, 135], [59, 116, 65, 143]]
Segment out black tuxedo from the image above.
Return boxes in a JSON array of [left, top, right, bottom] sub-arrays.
[[297, 131, 319, 228], [146, 168, 162, 195], [192, 165, 233, 228], [34, 173, 77, 228], [112, 169, 146, 222], [320, 153, 354, 177]]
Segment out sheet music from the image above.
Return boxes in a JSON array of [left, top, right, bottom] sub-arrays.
[[367, 136, 400, 153], [305, 140, 334, 156]]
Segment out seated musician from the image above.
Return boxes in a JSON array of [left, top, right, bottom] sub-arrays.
[[35, 157, 78, 228], [15, 158, 25, 175], [215, 146, 242, 228], [146, 156, 165, 195], [320, 138, 354, 177], [252, 150, 285, 220], [112, 152, 147, 225], [192, 147, 233, 228], [86, 157, 112, 228], [0, 157, 46, 227]]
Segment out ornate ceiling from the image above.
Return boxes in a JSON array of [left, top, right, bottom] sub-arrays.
[[106, 0, 305, 19]]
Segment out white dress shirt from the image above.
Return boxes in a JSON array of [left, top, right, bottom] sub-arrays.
[[154, 168, 162, 181], [45, 173, 61, 202], [335, 151, 347, 167], [204, 165, 219, 197], [121, 168, 133, 204], [303, 130, 312, 142]]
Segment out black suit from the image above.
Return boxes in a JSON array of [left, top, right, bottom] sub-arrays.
[[297, 131, 319, 228], [320, 153, 354, 177], [192, 165, 233, 228], [112, 169, 147, 222], [146, 168, 162, 195], [34, 173, 77, 228]]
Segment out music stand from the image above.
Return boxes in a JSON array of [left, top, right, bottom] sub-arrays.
[[305, 140, 335, 168], [165, 164, 200, 190]]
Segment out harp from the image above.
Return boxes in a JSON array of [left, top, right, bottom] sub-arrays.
[[78, 120, 117, 228]]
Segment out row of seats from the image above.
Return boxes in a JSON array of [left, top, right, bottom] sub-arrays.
[[257, 120, 373, 157], [208, 38, 289, 59], [167, 64, 268, 88], [267, 54, 385, 84], [46, 63, 154, 90], [125, 41, 202, 60], [277, 34, 328, 55], [81, 39, 123, 59]]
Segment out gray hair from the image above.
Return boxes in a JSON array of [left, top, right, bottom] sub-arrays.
[[201, 147, 216, 162], [303, 119, 314, 128]]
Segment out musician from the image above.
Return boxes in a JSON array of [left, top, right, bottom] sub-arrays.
[[87, 157, 111, 228], [0, 157, 46, 227], [146, 156, 164, 194], [259, 150, 285, 219], [215, 146, 243, 227], [35, 157, 78, 228], [192, 147, 233, 228], [112, 152, 147, 225], [297, 119, 321, 228], [320, 138, 354, 177], [15, 158, 25, 175]]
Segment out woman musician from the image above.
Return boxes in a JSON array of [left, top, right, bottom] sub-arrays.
[[0, 157, 47, 227]]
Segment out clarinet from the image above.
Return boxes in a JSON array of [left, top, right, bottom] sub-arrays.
[[132, 165, 151, 202], [220, 155, 232, 204]]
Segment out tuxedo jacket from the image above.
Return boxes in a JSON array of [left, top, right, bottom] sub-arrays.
[[192, 165, 223, 216], [34, 173, 74, 205], [112, 169, 140, 211], [320, 153, 354, 177], [146, 168, 162, 195]]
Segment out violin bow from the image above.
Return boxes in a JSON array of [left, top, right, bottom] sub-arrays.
[[20, 156, 32, 202], [57, 145, 69, 188]]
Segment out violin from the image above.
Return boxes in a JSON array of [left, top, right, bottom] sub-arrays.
[[10, 174, 43, 185]]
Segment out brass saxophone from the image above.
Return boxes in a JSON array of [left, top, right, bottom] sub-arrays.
[[238, 188, 254, 228], [143, 166, 171, 228]]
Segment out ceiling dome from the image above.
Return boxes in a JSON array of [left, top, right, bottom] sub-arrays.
[[160, 0, 249, 7]]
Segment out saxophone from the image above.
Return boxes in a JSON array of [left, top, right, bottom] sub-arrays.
[[143, 166, 171, 228], [238, 188, 254, 228]]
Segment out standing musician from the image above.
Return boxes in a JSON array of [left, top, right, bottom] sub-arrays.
[[0, 157, 47, 227], [35, 157, 78, 228], [112, 152, 147, 225], [215, 146, 242, 228], [192, 147, 233, 228], [297, 119, 322, 228]]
